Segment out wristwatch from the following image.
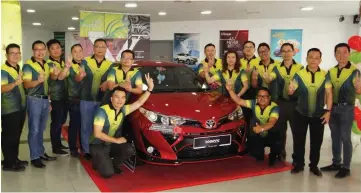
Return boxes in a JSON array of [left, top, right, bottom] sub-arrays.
[[146, 89, 153, 93]]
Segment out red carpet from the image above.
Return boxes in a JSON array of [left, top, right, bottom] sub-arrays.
[[62, 126, 292, 192]]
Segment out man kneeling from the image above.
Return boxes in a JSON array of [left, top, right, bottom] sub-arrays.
[[226, 81, 281, 166], [90, 74, 154, 178]]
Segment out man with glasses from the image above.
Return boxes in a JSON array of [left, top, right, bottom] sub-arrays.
[[80, 38, 113, 160], [226, 83, 281, 166], [270, 43, 303, 160], [288, 48, 332, 176], [23, 40, 56, 168], [1, 44, 28, 172], [320, 43, 361, 178]]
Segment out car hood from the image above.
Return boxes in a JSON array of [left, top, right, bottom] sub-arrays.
[[142, 92, 237, 120]]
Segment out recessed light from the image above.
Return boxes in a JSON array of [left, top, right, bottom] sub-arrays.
[[27, 9, 35, 13], [72, 17, 79, 20], [68, 27, 75, 30], [158, 11, 166, 16], [32, 22, 41, 26], [125, 3, 137, 8], [236, 0, 247, 1], [301, 7, 314, 11], [201, 10, 212, 15]]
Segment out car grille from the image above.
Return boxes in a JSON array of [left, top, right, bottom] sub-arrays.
[[177, 143, 239, 159], [183, 117, 230, 129]]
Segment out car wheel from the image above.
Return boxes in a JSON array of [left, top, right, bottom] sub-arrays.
[[186, 59, 190, 64], [176, 58, 179, 63]]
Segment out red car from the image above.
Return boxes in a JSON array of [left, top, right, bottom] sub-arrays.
[[125, 61, 247, 165]]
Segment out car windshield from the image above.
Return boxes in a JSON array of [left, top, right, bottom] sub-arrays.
[[138, 66, 210, 93]]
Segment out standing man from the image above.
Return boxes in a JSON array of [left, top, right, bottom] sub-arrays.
[[321, 43, 361, 178], [23, 40, 56, 168], [46, 39, 70, 156], [288, 48, 333, 176], [90, 73, 153, 178], [240, 41, 260, 83], [1, 43, 28, 172], [271, 43, 303, 160], [80, 39, 113, 160], [107, 50, 143, 98], [198, 43, 223, 90]]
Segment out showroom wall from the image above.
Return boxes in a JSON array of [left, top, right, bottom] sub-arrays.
[[22, 24, 54, 61], [151, 16, 359, 70]]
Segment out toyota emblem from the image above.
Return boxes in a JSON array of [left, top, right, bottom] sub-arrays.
[[205, 119, 216, 129]]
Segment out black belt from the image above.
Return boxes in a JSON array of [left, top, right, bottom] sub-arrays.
[[333, 103, 352, 106], [32, 95, 48, 99]]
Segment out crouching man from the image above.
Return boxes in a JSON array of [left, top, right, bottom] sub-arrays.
[[90, 73, 154, 178], [226, 81, 281, 166]]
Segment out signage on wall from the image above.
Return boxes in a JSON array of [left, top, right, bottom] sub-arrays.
[[270, 29, 303, 64], [219, 30, 249, 59], [173, 33, 200, 71]]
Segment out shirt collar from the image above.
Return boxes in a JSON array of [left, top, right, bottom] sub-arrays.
[[306, 66, 321, 73], [242, 55, 257, 62], [280, 59, 297, 67], [91, 54, 106, 61], [31, 57, 46, 65], [72, 59, 82, 65], [118, 65, 135, 72], [5, 60, 19, 72], [336, 61, 351, 69], [49, 56, 64, 64], [259, 58, 275, 66]]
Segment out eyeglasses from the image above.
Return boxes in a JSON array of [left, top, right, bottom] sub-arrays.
[[257, 95, 270, 99], [244, 46, 255, 49], [258, 50, 269, 55], [7, 52, 21, 56], [94, 45, 107, 49], [281, 50, 293, 53]]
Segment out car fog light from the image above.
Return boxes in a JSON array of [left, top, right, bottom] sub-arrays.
[[147, 146, 154, 153]]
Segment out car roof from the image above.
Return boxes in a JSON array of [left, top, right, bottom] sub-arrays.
[[132, 60, 188, 67]]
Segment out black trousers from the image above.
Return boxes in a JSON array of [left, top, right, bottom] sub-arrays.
[[68, 101, 81, 152], [242, 87, 258, 148], [293, 110, 324, 168], [50, 100, 68, 150], [90, 143, 135, 178], [1, 110, 26, 167], [275, 99, 297, 153]]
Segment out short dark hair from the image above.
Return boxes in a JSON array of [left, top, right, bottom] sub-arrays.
[[32, 40, 46, 50], [46, 39, 61, 50], [110, 86, 128, 97], [280, 43, 294, 51], [6, 43, 20, 54], [243, 41, 256, 49], [257, 87, 271, 96], [334, 43, 350, 54], [222, 50, 240, 73], [121, 49, 135, 59], [257, 42, 270, 52], [307, 48, 322, 58], [71, 44, 82, 52], [204, 43, 215, 50], [94, 38, 107, 46]]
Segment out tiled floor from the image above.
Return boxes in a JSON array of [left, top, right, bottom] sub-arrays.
[[2, 118, 361, 192]]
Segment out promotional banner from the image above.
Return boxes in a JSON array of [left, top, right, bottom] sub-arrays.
[[173, 33, 200, 71], [1, 1, 22, 65], [271, 29, 303, 63], [219, 30, 249, 59], [80, 11, 150, 61]]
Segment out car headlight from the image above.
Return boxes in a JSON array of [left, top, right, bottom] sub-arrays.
[[228, 107, 243, 121]]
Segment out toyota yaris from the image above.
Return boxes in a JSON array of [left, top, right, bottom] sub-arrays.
[[125, 61, 247, 165]]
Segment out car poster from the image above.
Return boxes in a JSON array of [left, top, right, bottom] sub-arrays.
[[79, 11, 150, 61], [173, 33, 200, 71], [219, 30, 249, 59], [270, 29, 303, 64]]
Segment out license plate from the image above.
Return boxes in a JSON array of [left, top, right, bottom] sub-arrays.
[[193, 134, 232, 149]]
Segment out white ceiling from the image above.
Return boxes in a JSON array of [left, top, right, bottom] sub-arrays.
[[20, 1, 360, 31]]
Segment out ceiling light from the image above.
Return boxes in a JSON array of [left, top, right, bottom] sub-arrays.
[[158, 11, 166, 16], [72, 17, 79, 20], [201, 10, 212, 15], [32, 22, 41, 26], [301, 7, 314, 11], [125, 3, 137, 8], [27, 9, 35, 13], [236, 0, 247, 1], [68, 27, 75, 30]]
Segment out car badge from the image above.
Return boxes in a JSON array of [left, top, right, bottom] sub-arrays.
[[205, 119, 216, 129]]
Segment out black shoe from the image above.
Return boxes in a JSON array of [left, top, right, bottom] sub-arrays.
[[70, 151, 80, 158], [16, 159, 29, 166], [335, 168, 350, 178], [280, 150, 286, 160], [53, 149, 69, 156], [60, 144, 69, 150], [84, 153, 92, 160], [3, 164, 26, 172], [113, 167, 123, 174], [31, 159, 46, 168], [291, 165, 304, 174], [310, 167, 322, 177], [320, 164, 341, 172], [268, 156, 276, 167], [40, 153, 57, 161]]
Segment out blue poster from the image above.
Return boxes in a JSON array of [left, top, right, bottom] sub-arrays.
[[173, 33, 200, 71], [270, 29, 303, 63]]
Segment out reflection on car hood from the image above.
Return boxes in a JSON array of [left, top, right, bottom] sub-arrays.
[[142, 92, 237, 120]]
